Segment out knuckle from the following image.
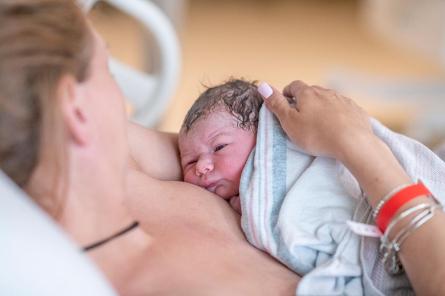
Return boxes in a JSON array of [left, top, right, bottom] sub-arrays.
[[289, 80, 306, 93], [300, 86, 314, 97]]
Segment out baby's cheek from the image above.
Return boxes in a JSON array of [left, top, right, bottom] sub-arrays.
[[226, 165, 244, 185]]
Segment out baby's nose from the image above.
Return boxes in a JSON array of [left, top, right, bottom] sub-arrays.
[[196, 156, 214, 177]]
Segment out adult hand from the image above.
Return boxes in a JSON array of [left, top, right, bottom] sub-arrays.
[[257, 80, 373, 159]]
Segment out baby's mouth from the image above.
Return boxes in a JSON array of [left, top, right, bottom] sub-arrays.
[[205, 181, 231, 200], [205, 182, 219, 193], [206, 185, 216, 193]]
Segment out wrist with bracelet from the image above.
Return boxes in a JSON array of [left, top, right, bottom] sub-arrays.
[[372, 181, 443, 274]]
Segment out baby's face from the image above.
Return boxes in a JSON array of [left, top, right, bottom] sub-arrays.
[[179, 110, 256, 200]]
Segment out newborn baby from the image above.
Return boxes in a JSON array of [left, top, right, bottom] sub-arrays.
[[179, 78, 419, 295], [178, 79, 262, 213]]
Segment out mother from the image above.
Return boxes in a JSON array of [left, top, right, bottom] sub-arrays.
[[0, 0, 299, 294], [3, 0, 445, 295]]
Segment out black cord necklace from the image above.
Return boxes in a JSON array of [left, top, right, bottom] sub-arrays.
[[82, 221, 139, 252]]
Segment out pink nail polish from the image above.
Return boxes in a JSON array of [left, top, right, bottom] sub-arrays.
[[257, 82, 273, 99]]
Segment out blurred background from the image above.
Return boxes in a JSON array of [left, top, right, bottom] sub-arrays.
[[89, 0, 445, 148]]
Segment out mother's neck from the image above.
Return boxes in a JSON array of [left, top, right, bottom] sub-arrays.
[[27, 148, 134, 249]]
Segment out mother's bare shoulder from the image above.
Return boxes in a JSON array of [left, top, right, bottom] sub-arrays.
[[127, 122, 182, 181]]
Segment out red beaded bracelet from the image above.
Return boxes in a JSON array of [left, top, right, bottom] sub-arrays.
[[376, 182, 431, 232]]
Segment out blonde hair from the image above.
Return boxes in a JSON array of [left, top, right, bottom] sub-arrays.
[[0, 0, 93, 212]]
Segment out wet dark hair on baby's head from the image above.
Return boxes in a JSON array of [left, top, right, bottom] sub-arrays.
[[181, 78, 263, 133]]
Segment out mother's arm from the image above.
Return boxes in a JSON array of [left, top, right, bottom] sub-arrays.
[[127, 122, 182, 181], [260, 80, 445, 294]]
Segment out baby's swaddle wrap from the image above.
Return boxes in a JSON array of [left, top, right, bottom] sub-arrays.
[[240, 106, 445, 295]]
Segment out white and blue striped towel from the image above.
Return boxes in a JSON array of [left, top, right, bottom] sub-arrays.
[[240, 106, 445, 295]]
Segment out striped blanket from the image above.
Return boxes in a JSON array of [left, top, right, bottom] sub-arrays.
[[239, 106, 445, 295]]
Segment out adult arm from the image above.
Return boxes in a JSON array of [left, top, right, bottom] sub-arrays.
[[259, 80, 445, 294], [127, 122, 182, 181]]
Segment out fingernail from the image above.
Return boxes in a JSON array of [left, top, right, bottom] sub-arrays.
[[257, 82, 273, 99]]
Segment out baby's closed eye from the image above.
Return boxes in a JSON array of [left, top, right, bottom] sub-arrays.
[[214, 144, 228, 152], [184, 159, 197, 168]]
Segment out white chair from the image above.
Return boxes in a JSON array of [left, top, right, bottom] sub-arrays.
[[0, 170, 117, 295], [81, 0, 181, 127]]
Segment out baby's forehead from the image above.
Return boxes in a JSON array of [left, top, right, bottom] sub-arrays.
[[186, 111, 238, 132], [180, 114, 241, 144]]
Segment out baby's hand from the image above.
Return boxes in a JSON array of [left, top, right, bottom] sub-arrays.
[[229, 195, 241, 215]]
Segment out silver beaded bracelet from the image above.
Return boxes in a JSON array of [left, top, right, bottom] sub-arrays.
[[380, 202, 443, 275], [393, 205, 441, 253], [379, 202, 430, 252], [372, 183, 411, 220]]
